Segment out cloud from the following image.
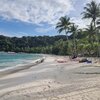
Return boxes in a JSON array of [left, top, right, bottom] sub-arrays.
[[86, 0, 100, 3], [0, 0, 74, 25], [71, 17, 91, 29], [0, 32, 10, 36], [0, 31, 29, 37], [1, 0, 99, 37], [84, 0, 100, 6]]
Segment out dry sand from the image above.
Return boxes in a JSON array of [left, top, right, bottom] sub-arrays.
[[0, 55, 100, 100]]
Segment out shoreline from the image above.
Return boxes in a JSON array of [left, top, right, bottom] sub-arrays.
[[0, 57, 45, 77]]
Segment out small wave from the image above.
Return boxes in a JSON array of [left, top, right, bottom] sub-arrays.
[[0, 57, 45, 76]]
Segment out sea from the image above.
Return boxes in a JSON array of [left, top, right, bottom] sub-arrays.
[[0, 52, 42, 70]]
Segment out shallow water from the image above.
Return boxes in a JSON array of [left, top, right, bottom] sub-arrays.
[[0, 52, 42, 69]]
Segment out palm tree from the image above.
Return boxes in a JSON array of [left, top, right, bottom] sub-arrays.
[[69, 24, 78, 56], [82, 0, 100, 59], [82, 0, 100, 28], [85, 23, 96, 43], [84, 23, 96, 55], [56, 16, 71, 40], [56, 16, 71, 55], [96, 19, 100, 58]]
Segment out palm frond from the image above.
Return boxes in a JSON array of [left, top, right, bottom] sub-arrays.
[[82, 0, 100, 21], [58, 28, 64, 33], [55, 16, 71, 35]]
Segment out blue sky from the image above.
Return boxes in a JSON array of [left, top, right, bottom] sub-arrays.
[[0, 0, 99, 37]]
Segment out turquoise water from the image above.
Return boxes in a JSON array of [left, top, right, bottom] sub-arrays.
[[0, 52, 42, 70]]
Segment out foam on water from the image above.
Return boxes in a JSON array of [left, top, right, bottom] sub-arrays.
[[0, 52, 42, 70]]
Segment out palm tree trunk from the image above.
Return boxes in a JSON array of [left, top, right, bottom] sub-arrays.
[[65, 30, 69, 55], [73, 31, 77, 56], [94, 20, 100, 59], [96, 30, 100, 62]]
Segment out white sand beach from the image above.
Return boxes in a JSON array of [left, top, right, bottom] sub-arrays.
[[0, 55, 100, 100]]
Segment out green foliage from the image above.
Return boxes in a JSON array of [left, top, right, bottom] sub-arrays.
[[52, 39, 68, 55], [0, 35, 69, 55]]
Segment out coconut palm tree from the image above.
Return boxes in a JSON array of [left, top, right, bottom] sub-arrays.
[[56, 16, 71, 40], [56, 16, 71, 55], [82, 0, 100, 28], [82, 0, 100, 59], [84, 23, 96, 55]]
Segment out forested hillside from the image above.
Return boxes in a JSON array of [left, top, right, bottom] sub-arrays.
[[0, 33, 99, 56], [0, 35, 69, 55]]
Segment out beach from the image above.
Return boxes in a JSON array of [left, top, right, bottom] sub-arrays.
[[0, 55, 100, 100]]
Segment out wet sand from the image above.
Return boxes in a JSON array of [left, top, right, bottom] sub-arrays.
[[0, 55, 100, 100], [0, 57, 45, 77]]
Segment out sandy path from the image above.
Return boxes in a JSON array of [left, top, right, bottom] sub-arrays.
[[0, 55, 100, 100]]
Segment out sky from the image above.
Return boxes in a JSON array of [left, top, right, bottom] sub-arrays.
[[0, 0, 99, 37]]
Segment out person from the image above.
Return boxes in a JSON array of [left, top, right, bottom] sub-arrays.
[[72, 54, 77, 59]]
